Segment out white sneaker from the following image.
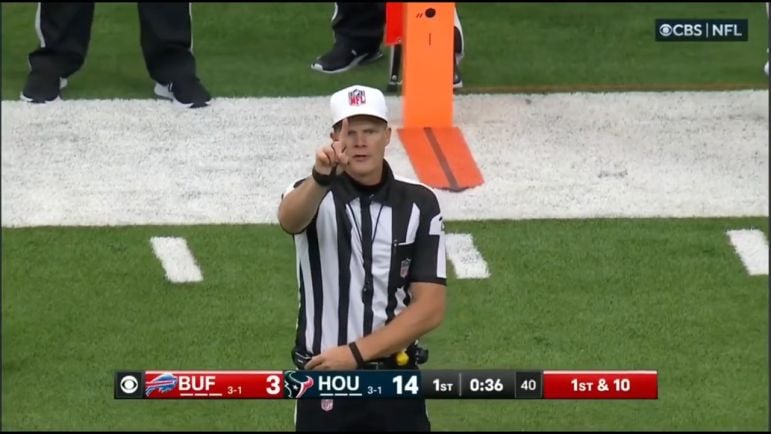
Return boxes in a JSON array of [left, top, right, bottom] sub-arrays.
[[765, 61, 769, 77], [153, 78, 211, 109]]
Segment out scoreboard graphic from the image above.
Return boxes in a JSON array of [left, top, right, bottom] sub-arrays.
[[115, 370, 658, 400]]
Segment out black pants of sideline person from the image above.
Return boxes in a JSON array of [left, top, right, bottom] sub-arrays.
[[295, 398, 430, 432], [27, 2, 198, 86], [330, 2, 386, 53], [330, 2, 464, 62]]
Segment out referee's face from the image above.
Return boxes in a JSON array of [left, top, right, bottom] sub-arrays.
[[333, 115, 391, 185]]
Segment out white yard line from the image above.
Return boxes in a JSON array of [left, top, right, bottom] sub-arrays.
[[446, 233, 490, 279], [726, 229, 769, 276], [150, 237, 204, 283]]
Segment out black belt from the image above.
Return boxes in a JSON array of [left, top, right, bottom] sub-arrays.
[[359, 358, 418, 370], [291, 353, 415, 370], [292, 343, 428, 371]]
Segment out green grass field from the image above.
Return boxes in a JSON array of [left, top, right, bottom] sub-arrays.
[[2, 219, 768, 430], [1, 2, 769, 431], [1, 2, 769, 99]]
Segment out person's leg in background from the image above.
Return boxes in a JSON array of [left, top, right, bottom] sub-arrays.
[[138, 2, 211, 108], [311, 2, 386, 74], [22, 2, 95, 103], [453, 7, 465, 89], [764, 2, 769, 76]]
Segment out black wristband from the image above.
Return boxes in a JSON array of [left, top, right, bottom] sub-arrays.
[[311, 167, 335, 187], [348, 342, 366, 368]]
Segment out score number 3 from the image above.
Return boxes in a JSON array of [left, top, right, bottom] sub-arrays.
[[393, 375, 419, 395], [266, 374, 281, 395]]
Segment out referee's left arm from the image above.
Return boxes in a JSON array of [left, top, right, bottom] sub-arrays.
[[355, 281, 446, 362], [355, 192, 447, 362]]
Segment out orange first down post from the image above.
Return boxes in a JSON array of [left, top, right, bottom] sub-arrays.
[[402, 2, 454, 128], [396, 2, 483, 192]]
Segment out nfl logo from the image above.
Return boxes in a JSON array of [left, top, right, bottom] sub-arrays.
[[321, 399, 334, 412], [400, 258, 411, 279], [348, 89, 366, 106]]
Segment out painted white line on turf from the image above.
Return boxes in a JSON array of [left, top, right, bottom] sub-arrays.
[[726, 229, 769, 276], [446, 233, 490, 279], [150, 236, 203, 283], [1, 91, 767, 227]]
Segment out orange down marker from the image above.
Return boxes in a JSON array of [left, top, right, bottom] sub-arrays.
[[394, 2, 483, 192]]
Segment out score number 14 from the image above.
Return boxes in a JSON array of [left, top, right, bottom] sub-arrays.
[[393, 375, 420, 395]]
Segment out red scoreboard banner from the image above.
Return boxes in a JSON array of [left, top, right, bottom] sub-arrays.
[[116, 371, 285, 399], [114, 370, 658, 400], [542, 370, 658, 399]]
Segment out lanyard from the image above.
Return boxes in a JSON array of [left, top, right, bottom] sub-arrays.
[[347, 195, 385, 300]]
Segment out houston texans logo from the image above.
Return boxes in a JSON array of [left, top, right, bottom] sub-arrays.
[[284, 371, 315, 399]]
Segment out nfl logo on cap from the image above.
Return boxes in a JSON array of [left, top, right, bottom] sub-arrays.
[[348, 89, 366, 106]]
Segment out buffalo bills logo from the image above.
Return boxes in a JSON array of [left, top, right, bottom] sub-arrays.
[[284, 371, 315, 398], [145, 373, 178, 397]]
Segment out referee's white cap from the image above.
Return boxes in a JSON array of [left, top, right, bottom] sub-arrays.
[[330, 84, 389, 126]]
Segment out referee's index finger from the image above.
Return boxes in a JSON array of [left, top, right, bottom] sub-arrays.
[[337, 117, 349, 151]]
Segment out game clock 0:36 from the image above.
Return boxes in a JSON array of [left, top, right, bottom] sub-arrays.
[[469, 377, 504, 392], [461, 371, 517, 398]]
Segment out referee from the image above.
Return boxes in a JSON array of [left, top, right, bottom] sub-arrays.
[[278, 84, 447, 431]]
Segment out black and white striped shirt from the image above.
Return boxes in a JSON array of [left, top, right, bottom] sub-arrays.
[[282, 161, 447, 357]]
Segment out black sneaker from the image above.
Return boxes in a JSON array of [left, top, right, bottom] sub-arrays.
[[154, 76, 211, 108], [20, 71, 67, 103], [311, 43, 383, 74]]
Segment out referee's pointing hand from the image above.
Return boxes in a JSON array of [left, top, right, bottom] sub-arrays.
[[315, 117, 350, 177], [305, 344, 358, 370]]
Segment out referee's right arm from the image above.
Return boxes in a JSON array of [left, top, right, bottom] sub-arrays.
[[278, 137, 348, 234], [278, 177, 329, 234], [279, 137, 347, 234]]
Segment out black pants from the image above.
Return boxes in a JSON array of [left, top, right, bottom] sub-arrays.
[[295, 398, 430, 432], [27, 2, 197, 85], [331, 2, 464, 59], [331, 2, 386, 52]]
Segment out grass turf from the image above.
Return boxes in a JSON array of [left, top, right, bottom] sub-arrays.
[[2, 218, 767, 430]]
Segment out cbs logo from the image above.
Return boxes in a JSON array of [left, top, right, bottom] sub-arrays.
[[120, 375, 139, 394], [658, 23, 703, 37]]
